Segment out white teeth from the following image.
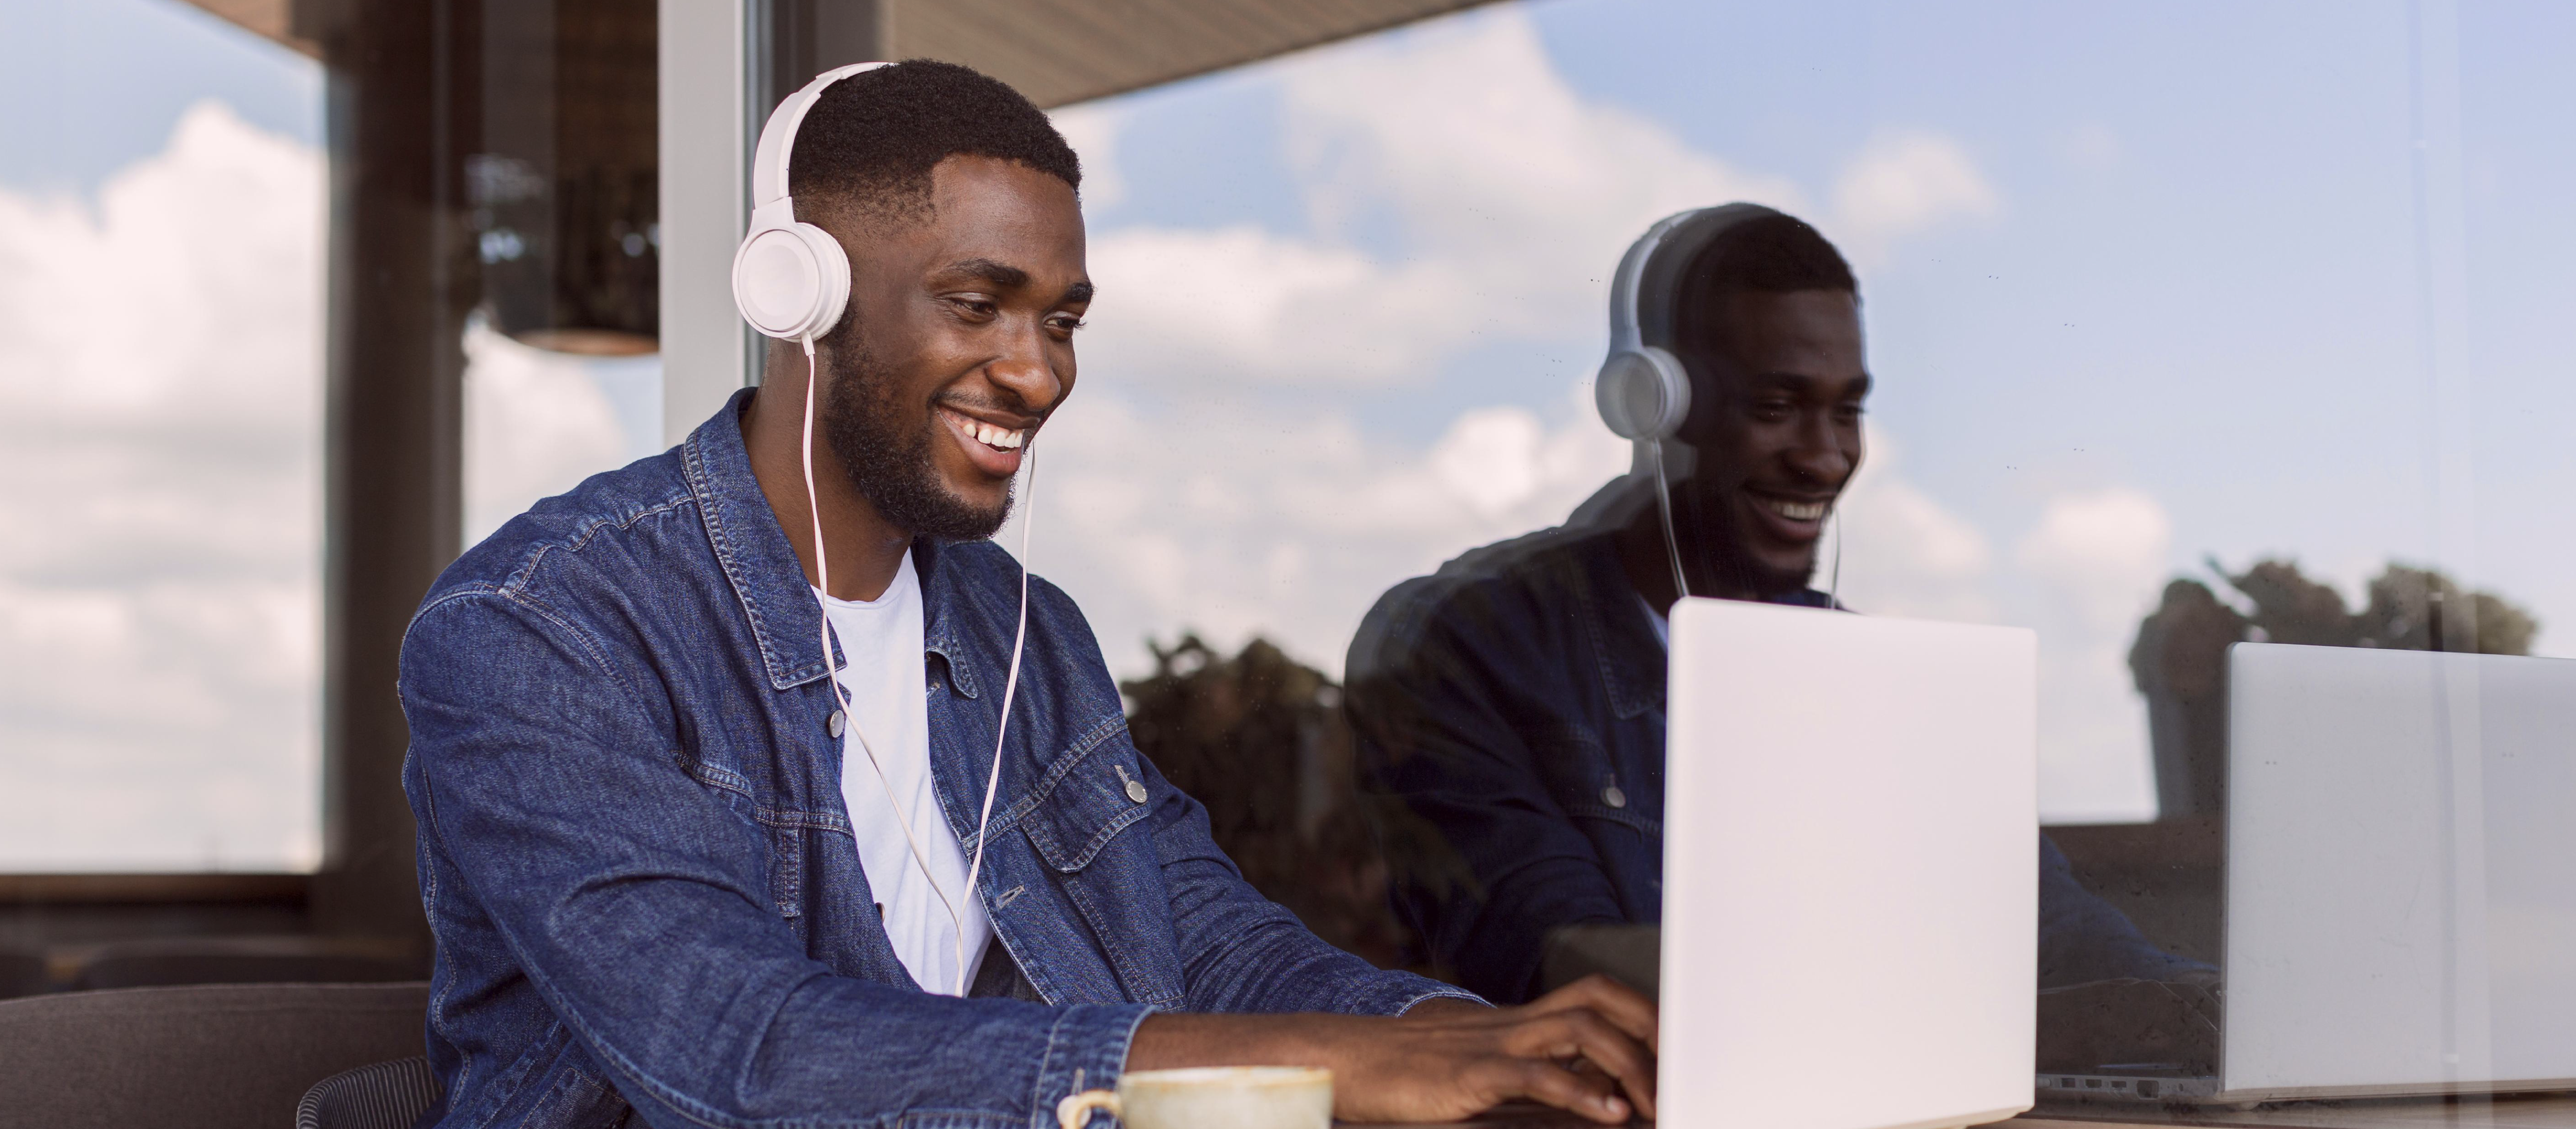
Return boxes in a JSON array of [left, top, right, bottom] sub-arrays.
[[1766, 498, 1828, 521], [957, 413, 1027, 451]]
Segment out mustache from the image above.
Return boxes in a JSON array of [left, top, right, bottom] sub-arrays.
[[932, 390, 1052, 431]]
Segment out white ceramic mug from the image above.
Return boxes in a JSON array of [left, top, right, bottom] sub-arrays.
[[1056, 1066, 1332, 1129]]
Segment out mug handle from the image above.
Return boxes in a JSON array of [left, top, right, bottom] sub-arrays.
[[1056, 1088, 1120, 1129]]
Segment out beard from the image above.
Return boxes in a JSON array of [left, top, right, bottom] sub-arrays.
[[1680, 479, 1818, 597], [819, 341, 1013, 541]]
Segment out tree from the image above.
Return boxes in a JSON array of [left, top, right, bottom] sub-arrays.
[[2129, 559, 2538, 817], [1121, 635, 1460, 972]]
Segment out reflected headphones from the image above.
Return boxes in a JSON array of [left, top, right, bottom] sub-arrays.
[[1593, 203, 1785, 441], [731, 62, 886, 343], [1593, 204, 1818, 604]]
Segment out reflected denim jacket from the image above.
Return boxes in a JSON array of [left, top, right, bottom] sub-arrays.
[[1347, 477, 2204, 1004], [399, 390, 1471, 1129]]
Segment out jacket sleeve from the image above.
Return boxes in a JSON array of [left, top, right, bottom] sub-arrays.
[[401, 590, 1151, 1129], [1127, 749, 1485, 1016], [2037, 833, 2216, 988], [1344, 578, 1632, 1004]]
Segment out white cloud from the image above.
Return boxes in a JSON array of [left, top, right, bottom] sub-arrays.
[[1077, 9, 1805, 392], [1020, 383, 1628, 677], [0, 101, 324, 869], [1050, 103, 1127, 212], [1831, 424, 1996, 622], [2015, 487, 2174, 633], [461, 323, 660, 545], [1830, 130, 2002, 259], [2013, 488, 2174, 823]]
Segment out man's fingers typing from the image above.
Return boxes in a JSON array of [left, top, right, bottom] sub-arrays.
[[1493, 1057, 1631, 1125]]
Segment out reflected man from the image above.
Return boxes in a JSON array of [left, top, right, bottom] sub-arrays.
[[1346, 205, 2205, 1005]]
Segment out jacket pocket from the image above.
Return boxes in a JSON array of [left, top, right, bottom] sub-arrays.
[[1536, 726, 1662, 837], [1017, 718, 1155, 872]]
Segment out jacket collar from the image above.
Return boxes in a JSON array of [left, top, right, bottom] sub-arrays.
[[682, 388, 983, 698]]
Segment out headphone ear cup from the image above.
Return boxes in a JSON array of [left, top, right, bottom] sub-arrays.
[[1596, 346, 1693, 440], [732, 222, 851, 340]]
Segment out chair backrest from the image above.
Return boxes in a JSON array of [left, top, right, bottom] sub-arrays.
[[68, 934, 423, 992], [0, 980, 429, 1129], [296, 1056, 443, 1129], [0, 949, 50, 999]]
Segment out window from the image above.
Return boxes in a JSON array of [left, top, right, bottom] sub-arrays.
[[0, 0, 326, 871]]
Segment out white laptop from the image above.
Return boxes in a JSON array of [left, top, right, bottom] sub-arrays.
[[1660, 599, 2037, 1129], [2041, 642, 2576, 1106]]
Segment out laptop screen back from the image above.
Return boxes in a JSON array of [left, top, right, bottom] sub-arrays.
[[1661, 599, 2036, 1129], [2226, 644, 2576, 1097]]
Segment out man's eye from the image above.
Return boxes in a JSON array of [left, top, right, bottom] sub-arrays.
[[953, 298, 998, 318], [1047, 314, 1087, 334]]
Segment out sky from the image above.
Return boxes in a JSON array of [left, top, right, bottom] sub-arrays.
[[2, 0, 2570, 868]]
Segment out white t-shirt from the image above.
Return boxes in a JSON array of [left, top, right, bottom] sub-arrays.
[[819, 551, 992, 994]]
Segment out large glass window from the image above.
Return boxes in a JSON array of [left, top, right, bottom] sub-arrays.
[[0, 0, 326, 871]]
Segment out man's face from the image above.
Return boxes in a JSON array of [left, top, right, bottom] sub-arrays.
[[814, 154, 1090, 540], [1682, 289, 1869, 595]]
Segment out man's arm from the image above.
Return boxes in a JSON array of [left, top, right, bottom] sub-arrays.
[[1345, 580, 1632, 1002], [401, 591, 1149, 1126]]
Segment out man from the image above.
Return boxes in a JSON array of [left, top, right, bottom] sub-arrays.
[[400, 62, 1653, 1129], [1346, 206, 2207, 1007]]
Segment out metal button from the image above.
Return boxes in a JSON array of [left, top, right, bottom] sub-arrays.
[[1115, 764, 1149, 804], [827, 710, 846, 738], [1602, 784, 1627, 809]]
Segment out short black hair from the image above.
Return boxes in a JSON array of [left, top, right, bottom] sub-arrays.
[[787, 59, 1081, 226], [1672, 212, 1857, 365]]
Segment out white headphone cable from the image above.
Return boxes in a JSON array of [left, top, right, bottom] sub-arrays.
[[955, 441, 1032, 995], [1650, 438, 1690, 603], [799, 337, 972, 990]]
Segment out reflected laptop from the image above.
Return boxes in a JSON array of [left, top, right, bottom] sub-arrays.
[[1661, 599, 2037, 1129], [2042, 643, 2576, 1107]]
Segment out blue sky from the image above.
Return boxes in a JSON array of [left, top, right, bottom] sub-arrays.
[[1068, 0, 2575, 652]]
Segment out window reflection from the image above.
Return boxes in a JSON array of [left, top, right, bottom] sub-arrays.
[[1054, 0, 2576, 1104]]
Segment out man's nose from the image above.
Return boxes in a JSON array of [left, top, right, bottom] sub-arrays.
[[1785, 412, 1854, 486], [986, 326, 1064, 415]]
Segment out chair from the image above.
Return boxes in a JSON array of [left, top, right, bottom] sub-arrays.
[[68, 934, 423, 991], [0, 948, 50, 998], [296, 1056, 443, 1129], [0, 980, 429, 1129]]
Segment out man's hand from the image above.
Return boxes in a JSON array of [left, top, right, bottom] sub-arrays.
[[1126, 975, 1657, 1124]]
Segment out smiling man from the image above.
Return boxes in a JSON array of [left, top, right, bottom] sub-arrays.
[[1346, 206, 2206, 1006], [399, 62, 1653, 1129]]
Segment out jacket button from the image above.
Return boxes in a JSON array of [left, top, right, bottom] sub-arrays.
[[1125, 779, 1149, 804], [1602, 784, 1627, 809], [827, 710, 846, 738]]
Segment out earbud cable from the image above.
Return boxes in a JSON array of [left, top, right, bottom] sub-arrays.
[[800, 337, 972, 992]]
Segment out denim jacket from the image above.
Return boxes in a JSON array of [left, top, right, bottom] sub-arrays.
[[1346, 477, 2205, 1004], [399, 390, 1471, 1129]]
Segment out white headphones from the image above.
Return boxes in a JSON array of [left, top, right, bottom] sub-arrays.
[[1593, 209, 1702, 442], [1593, 204, 1793, 603], [732, 62, 887, 343], [739, 60, 1042, 997]]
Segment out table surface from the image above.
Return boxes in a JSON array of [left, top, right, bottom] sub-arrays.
[[1342, 1093, 2576, 1128]]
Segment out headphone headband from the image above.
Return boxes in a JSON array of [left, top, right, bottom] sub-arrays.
[[750, 61, 890, 226]]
